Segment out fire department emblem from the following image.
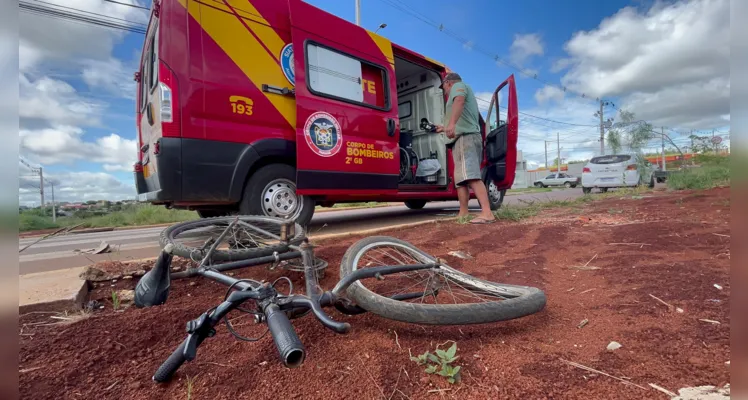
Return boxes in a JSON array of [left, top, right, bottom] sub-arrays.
[[304, 112, 343, 157]]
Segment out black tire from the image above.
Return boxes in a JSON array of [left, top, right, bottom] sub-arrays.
[[339, 236, 546, 325], [564, 182, 572, 188], [582, 187, 592, 194], [601, 188, 609, 193], [160, 216, 305, 261], [240, 164, 315, 227], [534, 182, 543, 188], [404, 200, 427, 210]]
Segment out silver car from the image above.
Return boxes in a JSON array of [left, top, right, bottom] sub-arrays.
[[581, 153, 655, 194], [533, 172, 580, 188]]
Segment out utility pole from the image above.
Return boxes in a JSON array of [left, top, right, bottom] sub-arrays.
[[593, 100, 613, 156], [355, 0, 361, 26], [598, 101, 605, 155], [557, 132, 561, 173], [51, 182, 56, 223], [661, 127, 666, 172], [544, 141, 548, 169], [712, 129, 716, 153], [39, 166, 45, 209]]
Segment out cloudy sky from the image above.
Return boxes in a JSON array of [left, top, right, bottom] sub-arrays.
[[15, 0, 730, 205]]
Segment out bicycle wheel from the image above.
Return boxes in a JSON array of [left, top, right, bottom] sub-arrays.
[[160, 216, 305, 262], [339, 236, 546, 325]]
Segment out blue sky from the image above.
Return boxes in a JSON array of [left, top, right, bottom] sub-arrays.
[[16, 0, 730, 204]]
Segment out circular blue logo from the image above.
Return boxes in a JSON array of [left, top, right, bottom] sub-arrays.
[[280, 43, 294, 85]]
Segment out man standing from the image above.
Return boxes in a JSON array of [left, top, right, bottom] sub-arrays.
[[436, 72, 496, 224]]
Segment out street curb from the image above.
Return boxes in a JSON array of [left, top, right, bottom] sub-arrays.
[[19, 267, 89, 314]]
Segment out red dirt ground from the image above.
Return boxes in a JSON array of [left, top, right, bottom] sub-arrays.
[[19, 188, 731, 400]]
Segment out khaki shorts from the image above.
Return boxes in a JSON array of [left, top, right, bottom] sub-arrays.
[[452, 132, 482, 186]]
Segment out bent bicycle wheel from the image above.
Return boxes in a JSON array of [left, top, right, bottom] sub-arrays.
[[339, 236, 546, 325], [160, 216, 305, 262]]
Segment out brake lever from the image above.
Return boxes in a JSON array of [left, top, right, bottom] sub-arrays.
[[286, 296, 350, 334]]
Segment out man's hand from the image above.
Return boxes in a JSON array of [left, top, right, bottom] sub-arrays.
[[445, 123, 456, 139]]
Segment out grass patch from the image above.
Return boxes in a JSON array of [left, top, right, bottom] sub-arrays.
[[506, 187, 553, 194], [19, 204, 197, 232], [667, 166, 730, 190], [666, 154, 730, 191], [493, 205, 540, 221]]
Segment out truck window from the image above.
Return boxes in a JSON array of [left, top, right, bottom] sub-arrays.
[[139, 63, 147, 112], [306, 42, 389, 110], [398, 101, 412, 119], [148, 32, 158, 91]]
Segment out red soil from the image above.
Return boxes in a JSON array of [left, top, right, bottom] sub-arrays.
[[19, 188, 730, 399]]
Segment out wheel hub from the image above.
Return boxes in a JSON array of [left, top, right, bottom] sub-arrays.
[[263, 179, 302, 219], [488, 181, 501, 203]]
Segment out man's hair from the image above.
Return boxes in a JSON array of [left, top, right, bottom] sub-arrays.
[[443, 72, 462, 82]]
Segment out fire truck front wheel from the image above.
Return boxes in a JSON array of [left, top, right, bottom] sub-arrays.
[[240, 164, 315, 226]]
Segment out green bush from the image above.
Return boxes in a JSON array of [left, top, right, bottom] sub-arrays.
[[19, 214, 60, 231]]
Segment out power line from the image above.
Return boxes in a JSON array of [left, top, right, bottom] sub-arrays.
[[20, 1, 147, 34], [102, 0, 150, 11], [374, 0, 610, 104]]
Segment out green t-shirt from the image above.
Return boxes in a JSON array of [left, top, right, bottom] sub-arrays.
[[443, 81, 480, 139]]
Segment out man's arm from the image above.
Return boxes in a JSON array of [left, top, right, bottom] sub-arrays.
[[445, 96, 465, 138]]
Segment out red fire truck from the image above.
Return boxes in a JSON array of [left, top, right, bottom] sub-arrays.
[[134, 0, 519, 226]]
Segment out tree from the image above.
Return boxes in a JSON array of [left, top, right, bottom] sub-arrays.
[[689, 134, 713, 154], [607, 110, 654, 154]]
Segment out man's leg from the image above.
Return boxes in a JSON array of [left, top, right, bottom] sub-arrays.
[[452, 136, 471, 218], [456, 184, 470, 217], [468, 179, 496, 221]]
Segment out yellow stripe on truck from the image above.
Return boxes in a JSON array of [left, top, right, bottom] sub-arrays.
[[366, 31, 395, 66], [225, 0, 286, 62], [181, 0, 296, 128]]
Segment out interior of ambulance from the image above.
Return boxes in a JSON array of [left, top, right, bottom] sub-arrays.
[[393, 56, 449, 188]]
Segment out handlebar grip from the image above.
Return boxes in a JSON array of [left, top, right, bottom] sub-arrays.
[[264, 303, 306, 368], [153, 338, 188, 382]]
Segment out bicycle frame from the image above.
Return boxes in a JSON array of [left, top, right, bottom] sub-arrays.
[[150, 232, 440, 382]]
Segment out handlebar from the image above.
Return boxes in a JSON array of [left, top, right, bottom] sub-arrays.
[[264, 303, 306, 368]]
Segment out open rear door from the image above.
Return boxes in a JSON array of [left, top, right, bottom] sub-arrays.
[[287, 0, 400, 195], [482, 74, 519, 189]]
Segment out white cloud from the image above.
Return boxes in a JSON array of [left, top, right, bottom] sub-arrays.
[[19, 74, 104, 127], [19, 0, 148, 72], [534, 86, 565, 105], [550, 58, 573, 73], [559, 0, 729, 129], [19, 171, 135, 205], [20, 126, 137, 171], [510, 33, 544, 65], [82, 58, 137, 100]]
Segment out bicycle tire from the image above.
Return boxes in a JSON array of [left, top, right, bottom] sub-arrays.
[[160, 216, 305, 262], [339, 236, 546, 325]]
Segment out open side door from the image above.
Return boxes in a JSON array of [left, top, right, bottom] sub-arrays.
[[287, 0, 400, 195], [482, 74, 518, 189]]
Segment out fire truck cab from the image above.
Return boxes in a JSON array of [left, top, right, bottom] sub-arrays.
[[135, 0, 519, 226]]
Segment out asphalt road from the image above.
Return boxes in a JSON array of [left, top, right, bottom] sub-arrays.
[[19, 188, 583, 275]]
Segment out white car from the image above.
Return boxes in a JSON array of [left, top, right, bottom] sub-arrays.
[[581, 154, 655, 194]]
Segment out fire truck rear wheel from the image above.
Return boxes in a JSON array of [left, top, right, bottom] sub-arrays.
[[404, 200, 427, 210], [240, 164, 315, 227]]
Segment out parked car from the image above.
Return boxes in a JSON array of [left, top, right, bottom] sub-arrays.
[[533, 173, 580, 188], [581, 153, 655, 194]]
